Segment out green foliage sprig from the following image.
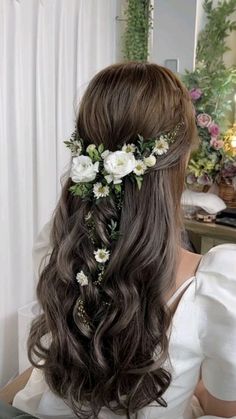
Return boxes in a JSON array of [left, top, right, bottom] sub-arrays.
[[197, 0, 236, 70], [123, 0, 153, 61]]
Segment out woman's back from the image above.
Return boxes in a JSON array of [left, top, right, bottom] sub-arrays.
[[14, 233, 236, 418]]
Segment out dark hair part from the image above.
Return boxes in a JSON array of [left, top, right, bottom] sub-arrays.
[[28, 62, 196, 418]]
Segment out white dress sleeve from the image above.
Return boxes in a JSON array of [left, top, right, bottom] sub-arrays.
[[196, 243, 236, 401]]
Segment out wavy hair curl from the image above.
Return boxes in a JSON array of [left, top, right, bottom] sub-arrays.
[[28, 62, 197, 418]]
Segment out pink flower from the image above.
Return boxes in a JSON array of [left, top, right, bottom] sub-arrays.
[[197, 113, 212, 128], [208, 123, 220, 137], [189, 88, 202, 101], [198, 174, 212, 185], [210, 137, 224, 150], [186, 173, 197, 185]]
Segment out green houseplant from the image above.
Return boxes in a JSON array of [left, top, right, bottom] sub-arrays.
[[183, 0, 236, 190], [123, 0, 153, 61]]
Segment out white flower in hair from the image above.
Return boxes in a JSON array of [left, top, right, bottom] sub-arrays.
[[122, 143, 136, 153], [71, 155, 99, 183], [76, 270, 89, 286], [104, 174, 122, 185], [86, 144, 96, 153], [85, 211, 92, 221], [93, 183, 110, 199], [153, 136, 169, 155], [133, 160, 147, 176], [94, 248, 110, 263], [144, 155, 156, 167], [103, 151, 136, 184], [101, 150, 111, 159]]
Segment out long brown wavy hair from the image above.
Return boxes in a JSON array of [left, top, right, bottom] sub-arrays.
[[28, 62, 197, 418]]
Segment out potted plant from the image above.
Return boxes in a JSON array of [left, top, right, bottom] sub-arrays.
[[218, 157, 236, 207], [183, 0, 236, 192], [186, 102, 224, 191]]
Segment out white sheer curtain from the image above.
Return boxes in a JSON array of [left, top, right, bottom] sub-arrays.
[[0, 0, 117, 386]]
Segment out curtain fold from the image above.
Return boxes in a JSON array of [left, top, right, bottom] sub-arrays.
[[0, 0, 116, 385]]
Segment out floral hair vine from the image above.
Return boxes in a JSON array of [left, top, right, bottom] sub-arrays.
[[64, 121, 184, 200], [64, 122, 184, 326]]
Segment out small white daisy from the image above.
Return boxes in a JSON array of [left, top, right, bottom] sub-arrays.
[[153, 137, 169, 155], [76, 270, 89, 286], [133, 160, 147, 176], [122, 143, 136, 153], [94, 248, 110, 263], [93, 183, 110, 199]]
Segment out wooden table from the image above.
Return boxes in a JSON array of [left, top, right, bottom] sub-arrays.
[[184, 219, 236, 254]]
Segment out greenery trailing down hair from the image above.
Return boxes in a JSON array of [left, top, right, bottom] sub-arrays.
[[28, 63, 196, 418]]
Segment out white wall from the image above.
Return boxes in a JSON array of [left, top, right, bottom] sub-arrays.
[[115, 0, 127, 61], [224, 10, 236, 67], [195, 0, 206, 38], [150, 0, 236, 73], [151, 0, 198, 73]]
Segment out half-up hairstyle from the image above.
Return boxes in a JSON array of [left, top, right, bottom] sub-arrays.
[[28, 62, 197, 418]]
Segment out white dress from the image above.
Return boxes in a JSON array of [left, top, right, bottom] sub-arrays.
[[13, 224, 236, 419]]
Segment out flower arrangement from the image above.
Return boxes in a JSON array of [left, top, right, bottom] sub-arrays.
[[219, 157, 236, 187], [186, 92, 224, 187], [183, 0, 236, 190], [64, 124, 183, 201], [217, 156, 236, 207], [64, 122, 183, 298]]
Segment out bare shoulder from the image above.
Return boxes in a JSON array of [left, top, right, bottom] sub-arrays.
[[176, 248, 202, 286]]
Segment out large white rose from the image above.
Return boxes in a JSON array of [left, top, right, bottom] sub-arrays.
[[71, 155, 99, 183], [103, 151, 136, 184]]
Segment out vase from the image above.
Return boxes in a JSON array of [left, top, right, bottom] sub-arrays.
[[218, 180, 236, 208], [187, 184, 210, 193]]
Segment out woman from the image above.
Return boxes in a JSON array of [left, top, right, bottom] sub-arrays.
[[14, 63, 236, 418]]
